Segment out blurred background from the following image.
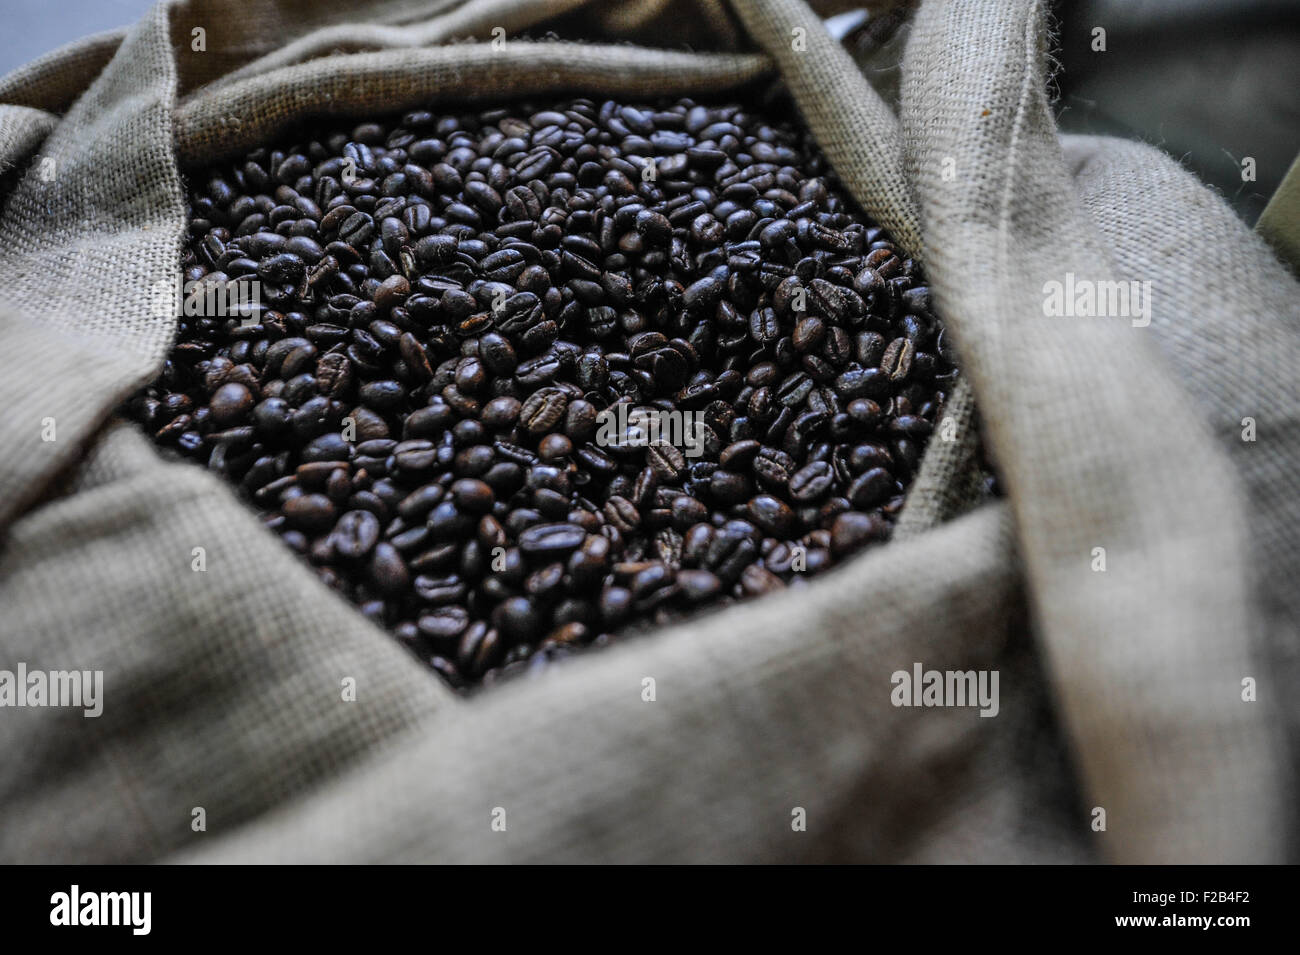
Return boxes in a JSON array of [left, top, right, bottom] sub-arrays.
[[3, 0, 1296, 224], [1051, 0, 1299, 226]]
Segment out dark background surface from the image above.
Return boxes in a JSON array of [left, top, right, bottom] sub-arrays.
[[1052, 0, 1300, 226], [2, 0, 1295, 224]]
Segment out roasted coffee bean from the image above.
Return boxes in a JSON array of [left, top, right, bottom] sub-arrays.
[[849, 442, 894, 473], [414, 573, 468, 605], [847, 467, 895, 508], [752, 448, 794, 492], [481, 395, 521, 430], [538, 433, 573, 461], [881, 336, 915, 382], [635, 209, 672, 245], [792, 315, 825, 352], [677, 568, 722, 603], [834, 366, 890, 400], [670, 494, 709, 530], [718, 439, 760, 469], [630, 562, 675, 604], [831, 511, 888, 557], [359, 379, 404, 410], [702, 519, 760, 583], [209, 382, 254, 426], [603, 496, 641, 533], [645, 441, 686, 481], [478, 332, 517, 375], [450, 478, 494, 513], [283, 493, 335, 532], [749, 306, 780, 344], [315, 351, 353, 398], [740, 564, 784, 597], [131, 94, 959, 690], [518, 522, 587, 555], [847, 398, 883, 429], [709, 469, 752, 504], [368, 542, 410, 593], [747, 495, 796, 537], [519, 388, 567, 436], [789, 460, 834, 502], [492, 596, 543, 643], [419, 606, 470, 642]]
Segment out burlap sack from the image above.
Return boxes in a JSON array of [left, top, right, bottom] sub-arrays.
[[0, 0, 1295, 864]]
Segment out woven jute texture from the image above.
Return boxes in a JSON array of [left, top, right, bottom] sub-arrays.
[[0, 0, 1294, 863]]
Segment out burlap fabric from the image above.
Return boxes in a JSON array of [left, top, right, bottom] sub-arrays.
[[0, 0, 1294, 863]]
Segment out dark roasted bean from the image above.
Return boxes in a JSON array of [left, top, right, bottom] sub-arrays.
[[847, 467, 895, 509], [519, 387, 567, 436], [209, 383, 254, 426], [747, 495, 796, 537], [881, 336, 915, 382], [518, 522, 587, 555], [831, 511, 888, 557], [789, 460, 834, 502], [419, 606, 470, 642], [131, 94, 958, 689]]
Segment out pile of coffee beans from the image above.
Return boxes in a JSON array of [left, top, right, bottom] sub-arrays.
[[128, 96, 958, 687]]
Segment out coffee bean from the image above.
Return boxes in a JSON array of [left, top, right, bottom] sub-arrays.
[[645, 441, 686, 481], [749, 306, 780, 344], [283, 493, 335, 532], [375, 275, 409, 310], [703, 519, 759, 583], [631, 562, 675, 605], [519, 388, 567, 436], [809, 278, 865, 323], [847, 398, 883, 429], [635, 209, 672, 244], [740, 564, 784, 596], [133, 94, 958, 689], [315, 352, 352, 399], [419, 606, 470, 642], [210, 383, 253, 426], [834, 366, 890, 400], [752, 448, 793, 493], [450, 478, 494, 513], [478, 395, 519, 431], [492, 596, 543, 643], [849, 442, 894, 473], [789, 460, 834, 502], [568, 534, 611, 587], [339, 211, 374, 245], [518, 523, 587, 555], [831, 511, 888, 557], [709, 469, 751, 504], [792, 316, 825, 352], [881, 336, 915, 382], [747, 495, 796, 537], [677, 568, 722, 602], [670, 494, 709, 530], [847, 467, 895, 508], [604, 496, 641, 532], [399, 333, 432, 381], [359, 379, 404, 411], [478, 332, 517, 375], [414, 573, 468, 605], [538, 434, 572, 460]]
